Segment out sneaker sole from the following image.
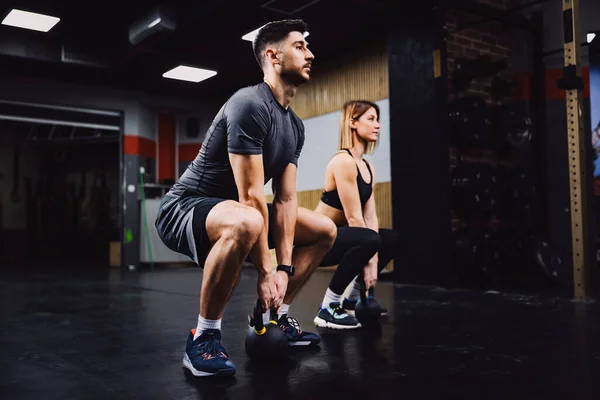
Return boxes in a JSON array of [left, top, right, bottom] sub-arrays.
[[347, 309, 388, 317], [313, 316, 361, 330], [182, 353, 236, 377], [288, 340, 316, 346]]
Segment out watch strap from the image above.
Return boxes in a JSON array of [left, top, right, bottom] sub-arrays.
[[276, 264, 295, 276]]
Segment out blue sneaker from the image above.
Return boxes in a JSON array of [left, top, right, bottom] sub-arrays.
[[277, 314, 321, 346], [182, 329, 236, 377], [313, 302, 361, 330], [248, 313, 321, 346]]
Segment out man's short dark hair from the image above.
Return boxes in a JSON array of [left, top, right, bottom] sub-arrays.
[[252, 19, 308, 68]]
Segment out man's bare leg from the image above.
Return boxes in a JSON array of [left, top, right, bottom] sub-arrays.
[[200, 200, 264, 320], [183, 200, 263, 378], [265, 207, 335, 346]]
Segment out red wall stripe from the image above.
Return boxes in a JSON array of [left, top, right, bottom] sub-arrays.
[[514, 66, 590, 101], [178, 143, 202, 163], [123, 135, 156, 159]]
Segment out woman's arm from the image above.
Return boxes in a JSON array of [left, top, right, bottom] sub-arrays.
[[362, 164, 379, 288], [363, 163, 378, 233], [331, 154, 368, 228]]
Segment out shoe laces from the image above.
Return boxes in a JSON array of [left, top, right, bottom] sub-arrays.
[[329, 302, 348, 317], [285, 315, 302, 332], [194, 330, 227, 358], [279, 314, 302, 334]]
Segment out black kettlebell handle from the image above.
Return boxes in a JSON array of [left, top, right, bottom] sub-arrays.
[[359, 276, 376, 305], [253, 299, 265, 334], [253, 299, 278, 335]]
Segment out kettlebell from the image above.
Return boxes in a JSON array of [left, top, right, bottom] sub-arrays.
[[355, 283, 382, 326], [245, 299, 288, 362]]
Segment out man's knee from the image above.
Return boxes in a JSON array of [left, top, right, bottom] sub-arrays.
[[223, 207, 263, 246]]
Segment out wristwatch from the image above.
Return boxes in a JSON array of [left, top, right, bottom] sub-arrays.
[[276, 264, 295, 277]]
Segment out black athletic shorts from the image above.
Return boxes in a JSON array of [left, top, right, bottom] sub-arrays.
[[155, 191, 275, 267]]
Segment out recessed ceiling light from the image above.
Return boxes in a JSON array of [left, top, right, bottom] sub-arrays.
[[162, 65, 217, 83], [588, 33, 596, 43], [148, 18, 161, 29], [241, 24, 309, 42], [1, 9, 60, 32]]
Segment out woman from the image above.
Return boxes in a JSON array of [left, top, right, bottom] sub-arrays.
[[313, 100, 401, 330]]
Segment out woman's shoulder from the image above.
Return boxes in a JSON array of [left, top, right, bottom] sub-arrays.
[[329, 150, 355, 166], [327, 151, 357, 178]]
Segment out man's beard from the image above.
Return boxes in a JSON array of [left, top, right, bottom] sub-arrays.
[[280, 63, 309, 86]]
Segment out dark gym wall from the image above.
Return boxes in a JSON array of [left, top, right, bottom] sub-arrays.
[[438, 0, 598, 292], [0, 75, 207, 268], [445, 1, 514, 102], [513, 0, 599, 288], [385, 0, 522, 287], [444, 0, 526, 289], [0, 138, 120, 264], [386, 0, 452, 286]]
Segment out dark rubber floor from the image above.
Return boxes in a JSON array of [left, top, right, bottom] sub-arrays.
[[1, 266, 599, 399]]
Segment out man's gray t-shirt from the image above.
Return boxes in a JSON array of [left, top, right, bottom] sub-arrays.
[[167, 82, 305, 201]]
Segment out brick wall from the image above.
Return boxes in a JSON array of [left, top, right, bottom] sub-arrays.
[[445, 1, 524, 228], [444, 0, 516, 103]]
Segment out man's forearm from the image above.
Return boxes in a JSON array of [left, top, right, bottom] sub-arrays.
[[240, 195, 272, 276], [271, 197, 297, 266]]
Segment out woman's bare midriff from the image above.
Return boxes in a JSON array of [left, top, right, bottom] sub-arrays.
[[314, 201, 348, 227]]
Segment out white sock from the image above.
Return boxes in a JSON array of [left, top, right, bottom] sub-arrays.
[[277, 303, 290, 319], [258, 304, 289, 324], [321, 288, 343, 309], [193, 315, 221, 340], [260, 310, 275, 324], [256, 304, 291, 324], [343, 277, 362, 302]]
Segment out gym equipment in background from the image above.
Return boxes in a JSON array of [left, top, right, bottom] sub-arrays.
[[451, 162, 500, 219]]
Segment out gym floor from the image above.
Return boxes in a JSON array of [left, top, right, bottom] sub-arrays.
[[1, 266, 599, 399]]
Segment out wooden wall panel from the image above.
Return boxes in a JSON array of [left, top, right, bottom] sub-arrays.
[[290, 45, 389, 120]]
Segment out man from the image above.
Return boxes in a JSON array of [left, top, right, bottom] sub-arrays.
[[155, 19, 337, 377]]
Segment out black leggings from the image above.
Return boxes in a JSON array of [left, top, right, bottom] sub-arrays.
[[319, 227, 401, 294]]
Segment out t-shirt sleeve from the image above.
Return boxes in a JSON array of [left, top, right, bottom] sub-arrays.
[[290, 123, 305, 167], [225, 95, 271, 155]]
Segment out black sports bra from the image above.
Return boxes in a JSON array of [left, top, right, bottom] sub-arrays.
[[320, 149, 373, 211]]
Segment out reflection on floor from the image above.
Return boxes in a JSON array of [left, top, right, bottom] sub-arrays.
[[1, 266, 599, 399]]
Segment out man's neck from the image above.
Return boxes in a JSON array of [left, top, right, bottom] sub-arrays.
[[263, 73, 297, 109]]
